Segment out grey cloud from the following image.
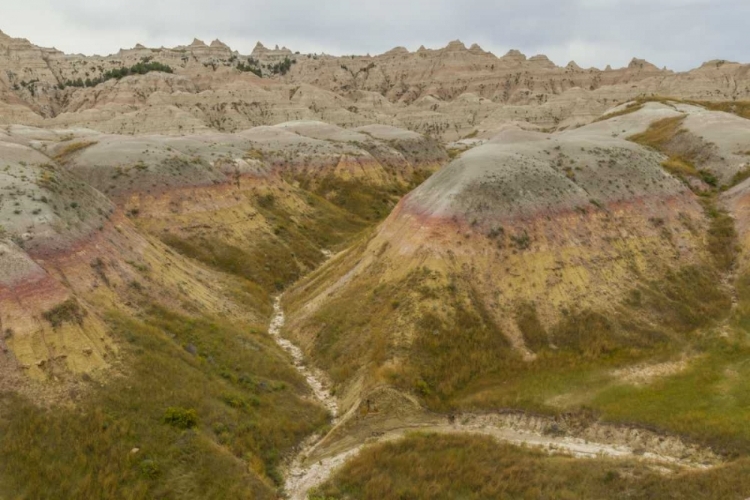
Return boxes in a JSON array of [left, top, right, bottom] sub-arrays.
[[0, 0, 747, 70]]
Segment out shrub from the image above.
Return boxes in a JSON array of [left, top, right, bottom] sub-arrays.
[[163, 407, 198, 429], [138, 459, 160, 479], [42, 299, 86, 328]]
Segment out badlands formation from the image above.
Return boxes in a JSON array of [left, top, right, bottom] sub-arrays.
[[1, 29, 750, 499]]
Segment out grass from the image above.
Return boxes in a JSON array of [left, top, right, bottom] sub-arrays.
[[628, 116, 687, 151], [594, 102, 645, 122], [54, 141, 97, 162], [593, 341, 750, 456], [661, 156, 698, 177], [304, 175, 402, 222], [311, 433, 750, 500], [704, 202, 738, 272], [729, 166, 750, 188], [588, 264, 750, 456], [159, 189, 367, 297], [0, 305, 329, 499]]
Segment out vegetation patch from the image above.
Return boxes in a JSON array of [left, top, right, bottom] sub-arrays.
[[302, 175, 402, 222], [661, 156, 698, 178], [729, 166, 750, 187], [61, 60, 174, 88], [158, 189, 367, 298], [54, 141, 97, 161], [594, 102, 645, 122], [42, 298, 86, 328], [629, 115, 687, 151]]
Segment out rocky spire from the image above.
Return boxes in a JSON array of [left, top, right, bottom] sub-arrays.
[[210, 39, 229, 49]]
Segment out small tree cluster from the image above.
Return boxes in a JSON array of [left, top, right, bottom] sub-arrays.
[[269, 57, 296, 76], [61, 60, 174, 89], [237, 57, 262, 77]]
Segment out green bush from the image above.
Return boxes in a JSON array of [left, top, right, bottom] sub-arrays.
[[138, 459, 160, 479], [163, 407, 198, 429]]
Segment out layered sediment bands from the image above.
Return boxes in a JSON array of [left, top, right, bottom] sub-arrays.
[[284, 110, 742, 412], [0, 120, 444, 394]]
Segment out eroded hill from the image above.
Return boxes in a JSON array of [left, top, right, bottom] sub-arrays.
[[284, 101, 750, 463]]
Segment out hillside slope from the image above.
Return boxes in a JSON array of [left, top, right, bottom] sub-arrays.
[[0, 119, 445, 497]]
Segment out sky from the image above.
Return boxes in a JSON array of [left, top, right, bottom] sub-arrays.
[[0, 0, 747, 71]]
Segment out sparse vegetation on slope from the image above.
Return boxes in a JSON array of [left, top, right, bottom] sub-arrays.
[[0, 304, 328, 499], [157, 189, 367, 298]]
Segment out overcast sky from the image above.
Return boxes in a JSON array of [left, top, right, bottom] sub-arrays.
[[0, 0, 747, 71]]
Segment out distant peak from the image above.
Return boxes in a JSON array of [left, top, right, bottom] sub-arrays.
[[500, 49, 527, 64], [254, 41, 267, 50], [445, 40, 467, 51], [628, 57, 659, 71], [528, 54, 555, 68], [134, 43, 147, 49], [384, 46, 409, 56], [566, 60, 582, 70], [190, 38, 207, 47], [469, 43, 486, 54], [210, 39, 229, 49]]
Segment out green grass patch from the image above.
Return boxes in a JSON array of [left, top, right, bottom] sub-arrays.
[[593, 341, 750, 456]]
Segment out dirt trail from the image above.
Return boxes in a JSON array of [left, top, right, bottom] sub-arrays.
[[267, 297, 722, 500]]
